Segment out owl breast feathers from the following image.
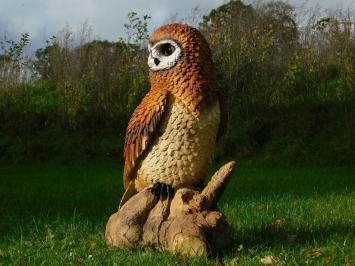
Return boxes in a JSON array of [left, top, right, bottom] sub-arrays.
[[122, 23, 221, 203]]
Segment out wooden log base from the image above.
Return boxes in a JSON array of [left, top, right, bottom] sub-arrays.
[[105, 161, 236, 257]]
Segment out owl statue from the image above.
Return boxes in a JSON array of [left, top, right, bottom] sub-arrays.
[[120, 23, 221, 206]]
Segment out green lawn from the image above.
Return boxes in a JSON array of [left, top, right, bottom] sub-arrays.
[[0, 159, 354, 265]]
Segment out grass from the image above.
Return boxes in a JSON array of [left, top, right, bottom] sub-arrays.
[[0, 159, 354, 265]]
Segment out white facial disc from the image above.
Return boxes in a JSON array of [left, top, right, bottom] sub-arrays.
[[148, 39, 182, 71]]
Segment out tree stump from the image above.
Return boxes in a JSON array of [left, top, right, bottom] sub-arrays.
[[105, 161, 236, 256]]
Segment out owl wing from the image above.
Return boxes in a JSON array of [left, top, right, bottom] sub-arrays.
[[123, 88, 168, 189]]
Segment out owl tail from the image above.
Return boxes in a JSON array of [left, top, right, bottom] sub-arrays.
[[118, 181, 137, 209]]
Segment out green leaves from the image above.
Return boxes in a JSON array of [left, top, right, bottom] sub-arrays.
[[0, 32, 30, 62], [124, 11, 151, 45]]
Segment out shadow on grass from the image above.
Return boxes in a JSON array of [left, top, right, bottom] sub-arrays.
[[201, 221, 355, 259], [0, 159, 124, 237], [204, 223, 355, 259], [233, 223, 354, 248]]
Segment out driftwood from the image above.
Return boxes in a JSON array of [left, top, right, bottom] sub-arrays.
[[105, 161, 236, 256]]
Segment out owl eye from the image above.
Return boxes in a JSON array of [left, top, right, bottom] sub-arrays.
[[159, 43, 175, 56], [148, 39, 182, 71]]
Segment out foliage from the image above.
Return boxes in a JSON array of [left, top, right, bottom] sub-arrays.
[[200, 0, 355, 165], [124, 12, 151, 44], [0, 1, 354, 165], [0, 32, 30, 62], [0, 33, 31, 84]]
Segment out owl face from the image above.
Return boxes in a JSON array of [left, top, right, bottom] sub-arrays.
[[148, 23, 212, 75], [148, 39, 183, 71], [148, 24, 216, 109]]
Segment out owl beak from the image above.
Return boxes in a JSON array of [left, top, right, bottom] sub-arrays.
[[154, 58, 160, 66]]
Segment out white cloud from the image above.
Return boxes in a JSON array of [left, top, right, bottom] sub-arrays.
[[289, 0, 354, 9], [0, 0, 353, 51]]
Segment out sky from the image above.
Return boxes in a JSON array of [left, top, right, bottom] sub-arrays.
[[0, 0, 354, 51]]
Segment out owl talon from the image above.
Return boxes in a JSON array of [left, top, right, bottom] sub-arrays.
[[166, 184, 174, 199], [151, 182, 174, 201], [152, 182, 162, 198]]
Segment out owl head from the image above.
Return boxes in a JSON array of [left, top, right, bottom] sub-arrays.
[[148, 23, 216, 108], [148, 23, 212, 72]]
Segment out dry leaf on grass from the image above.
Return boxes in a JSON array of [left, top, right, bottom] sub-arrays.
[[311, 249, 323, 258], [307, 249, 323, 259], [89, 241, 97, 249], [302, 248, 323, 262], [258, 203, 268, 210], [324, 254, 333, 264], [224, 256, 240, 265], [74, 257, 83, 264], [270, 218, 283, 227], [260, 255, 277, 265], [343, 256, 351, 266]]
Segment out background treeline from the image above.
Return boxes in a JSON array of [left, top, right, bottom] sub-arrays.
[[0, 0, 354, 165]]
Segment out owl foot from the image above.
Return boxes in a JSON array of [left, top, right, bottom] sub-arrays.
[[152, 182, 174, 201]]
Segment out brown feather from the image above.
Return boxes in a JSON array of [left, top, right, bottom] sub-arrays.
[[123, 88, 168, 188]]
